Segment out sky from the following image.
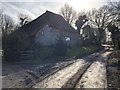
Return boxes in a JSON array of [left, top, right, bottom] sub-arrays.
[[1, 0, 110, 23]]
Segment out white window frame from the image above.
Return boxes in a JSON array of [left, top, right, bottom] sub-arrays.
[[65, 36, 70, 41]]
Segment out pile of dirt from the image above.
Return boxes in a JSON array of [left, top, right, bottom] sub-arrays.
[[107, 50, 120, 88]]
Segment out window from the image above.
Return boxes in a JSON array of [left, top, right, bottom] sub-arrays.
[[41, 31, 44, 35], [65, 36, 70, 41]]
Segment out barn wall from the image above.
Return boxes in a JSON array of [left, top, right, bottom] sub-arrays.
[[35, 24, 80, 46]]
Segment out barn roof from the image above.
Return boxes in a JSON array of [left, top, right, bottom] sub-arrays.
[[15, 10, 77, 36], [11, 10, 78, 49]]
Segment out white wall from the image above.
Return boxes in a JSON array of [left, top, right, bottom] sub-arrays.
[[35, 24, 79, 46]]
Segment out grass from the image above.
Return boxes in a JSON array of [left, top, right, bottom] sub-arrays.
[[107, 50, 120, 88], [16, 46, 101, 64], [66, 46, 100, 58], [107, 50, 120, 66], [33, 46, 100, 59], [35, 47, 55, 59], [108, 58, 118, 66]]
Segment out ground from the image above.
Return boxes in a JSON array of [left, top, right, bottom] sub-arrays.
[[107, 50, 120, 88], [2, 51, 113, 88]]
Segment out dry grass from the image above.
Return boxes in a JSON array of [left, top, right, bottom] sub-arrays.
[[107, 50, 120, 88]]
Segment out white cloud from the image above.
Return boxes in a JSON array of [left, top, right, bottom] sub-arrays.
[[1, 2, 63, 23], [1, 3, 35, 23], [1, 0, 65, 2], [1, 0, 108, 23]]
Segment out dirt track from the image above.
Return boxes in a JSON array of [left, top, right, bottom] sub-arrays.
[[2, 51, 111, 88], [33, 51, 110, 88], [33, 59, 87, 88]]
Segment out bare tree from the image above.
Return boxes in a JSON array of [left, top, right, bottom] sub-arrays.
[[75, 15, 88, 35], [86, 5, 113, 44], [0, 13, 15, 42], [18, 13, 32, 26], [107, 1, 120, 49], [108, 1, 120, 26], [59, 3, 77, 26], [0, 13, 15, 36], [0, 12, 17, 60]]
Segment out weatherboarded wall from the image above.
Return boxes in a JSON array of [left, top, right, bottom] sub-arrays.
[[35, 24, 79, 46]]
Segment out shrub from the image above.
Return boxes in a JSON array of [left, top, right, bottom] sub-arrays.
[[35, 47, 55, 59], [3, 35, 22, 62], [66, 46, 102, 58], [54, 35, 67, 56]]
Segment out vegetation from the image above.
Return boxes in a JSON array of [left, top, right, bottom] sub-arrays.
[[108, 24, 120, 49], [54, 35, 67, 56], [59, 3, 77, 26], [75, 15, 88, 35], [34, 46, 55, 60], [12, 46, 101, 64], [0, 11, 32, 62], [107, 50, 120, 88], [1, 1, 120, 62], [3, 36, 22, 61], [66, 46, 102, 58], [61, 2, 120, 48], [19, 13, 32, 26]]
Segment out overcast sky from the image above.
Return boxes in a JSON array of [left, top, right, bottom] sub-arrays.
[[1, 0, 115, 23]]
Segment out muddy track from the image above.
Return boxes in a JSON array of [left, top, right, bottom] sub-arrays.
[[3, 51, 110, 88], [75, 51, 111, 88], [61, 62, 92, 88], [61, 54, 99, 88], [33, 51, 111, 88], [33, 53, 100, 88], [28, 60, 77, 87], [2, 60, 77, 88]]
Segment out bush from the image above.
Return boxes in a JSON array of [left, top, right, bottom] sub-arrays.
[[3, 48, 20, 61], [66, 46, 101, 58], [3, 35, 22, 62], [35, 47, 55, 59], [54, 35, 67, 56]]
